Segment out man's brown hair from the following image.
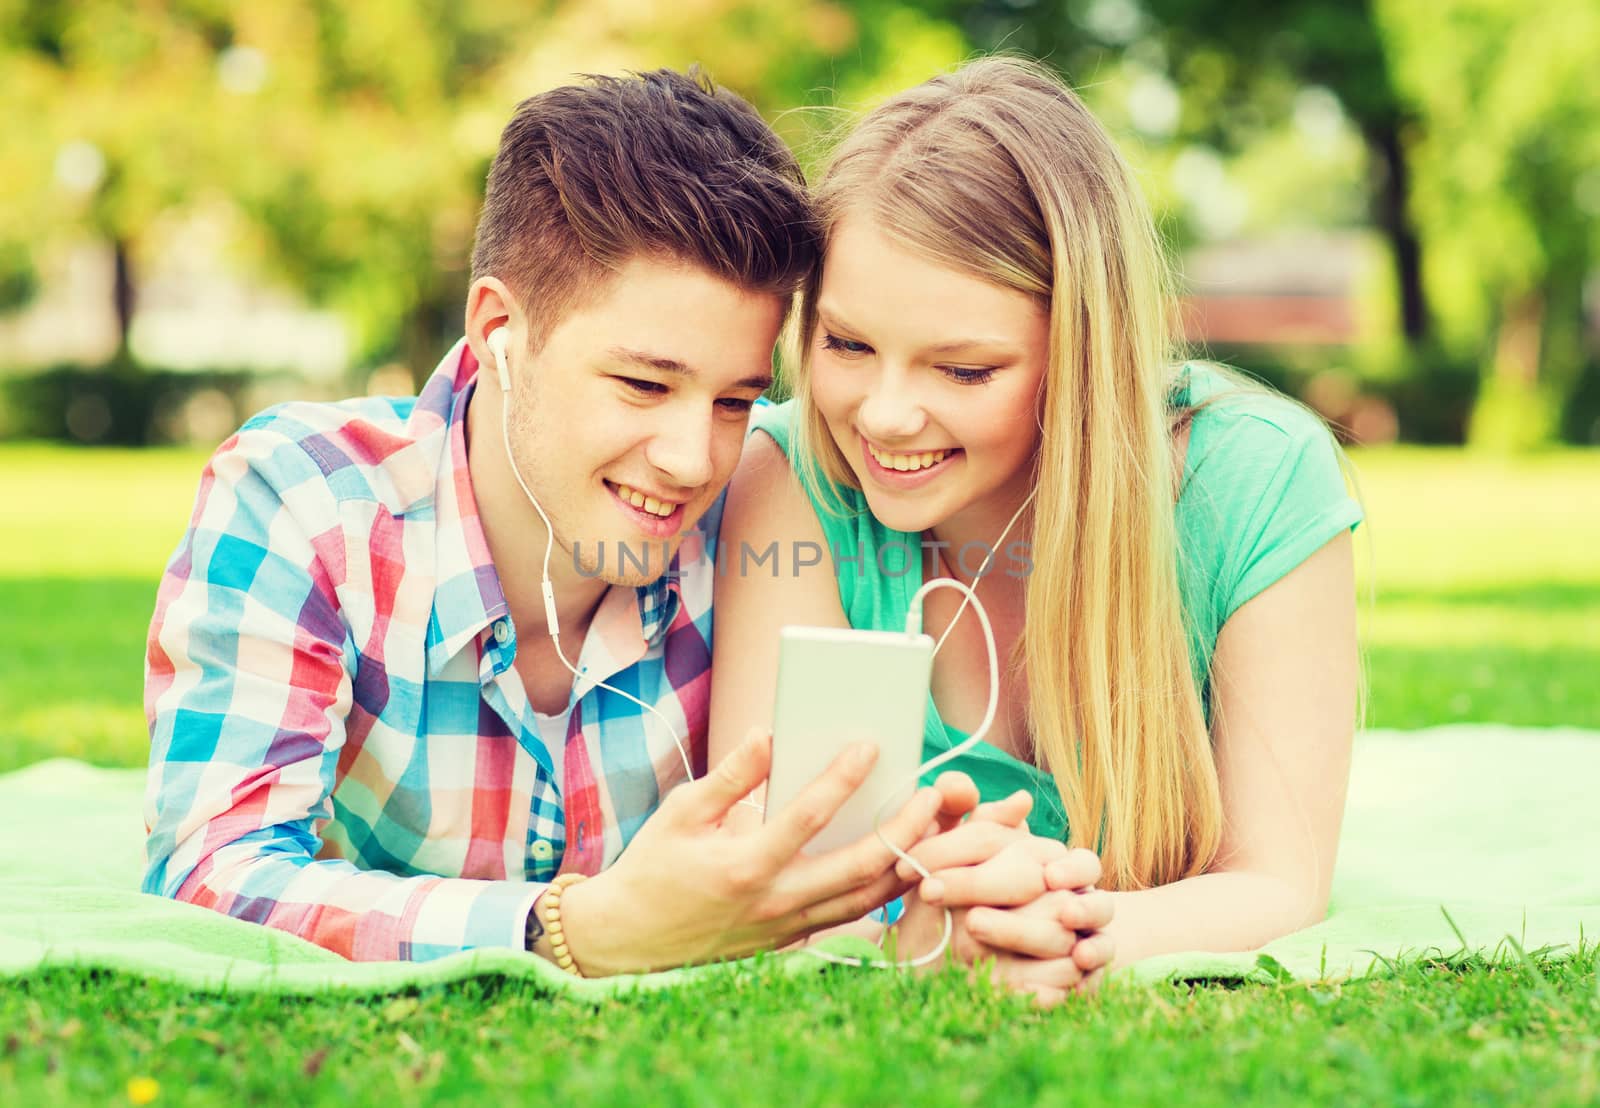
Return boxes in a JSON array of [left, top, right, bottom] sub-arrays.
[[470, 67, 819, 349]]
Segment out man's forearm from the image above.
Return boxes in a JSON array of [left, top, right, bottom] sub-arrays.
[[163, 839, 543, 961], [1105, 869, 1325, 968]]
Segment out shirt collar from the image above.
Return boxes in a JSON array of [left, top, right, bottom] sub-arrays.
[[425, 340, 510, 675], [637, 569, 681, 646]]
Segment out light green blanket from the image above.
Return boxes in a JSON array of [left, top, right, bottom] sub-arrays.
[[2, 725, 1594, 998]]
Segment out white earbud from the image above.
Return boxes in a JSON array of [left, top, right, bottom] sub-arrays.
[[487, 327, 512, 392]]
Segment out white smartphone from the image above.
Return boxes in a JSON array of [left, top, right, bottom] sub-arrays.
[[766, 625, 934, 854]]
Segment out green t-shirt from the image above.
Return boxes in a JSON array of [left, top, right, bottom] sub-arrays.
[[748, 364, 1364, 840]]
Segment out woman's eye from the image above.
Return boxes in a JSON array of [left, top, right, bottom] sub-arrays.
[[942, 365, 997, 385], [821, 333, 872, 357], [619, 377, 668, 396]]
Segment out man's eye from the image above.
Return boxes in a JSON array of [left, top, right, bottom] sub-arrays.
[[716, 398, 756, 414], [821, 333, 871, 357], [620, 377, 668, 395]]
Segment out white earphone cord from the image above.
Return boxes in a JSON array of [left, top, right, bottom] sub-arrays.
[[495, 327, 1020, 968], [801, 491, 1034, 970], [932, 488, 1035, 656], [496, 340, 736, 797], [799, 573, 1005, 970]]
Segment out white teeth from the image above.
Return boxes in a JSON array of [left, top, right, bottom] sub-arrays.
[[614, 484, 675, 517], [867, 444, 950, 472]]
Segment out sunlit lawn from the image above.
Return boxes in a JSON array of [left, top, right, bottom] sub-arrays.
[[1, 441, 1597, 1105]]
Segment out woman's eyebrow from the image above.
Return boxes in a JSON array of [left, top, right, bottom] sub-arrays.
[[815, 304, 861, 334], [919, 337, 1018, 357], [817, 309, 1015, 359]]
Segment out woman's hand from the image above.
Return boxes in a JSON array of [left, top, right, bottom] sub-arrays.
[[551, 729, 952, 976], [1043, 854, 1117, 990], [890, 801, 1117, 1002], [966, 885, 1117, 999], [887, 793, 1043, 959]]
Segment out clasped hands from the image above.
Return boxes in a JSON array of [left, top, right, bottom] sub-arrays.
[[556, 729, 1113, 1003], [890, 772, 1115, 1005]]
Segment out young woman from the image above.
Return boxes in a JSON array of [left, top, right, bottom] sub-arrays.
[[709, 57, 1362, 1004]]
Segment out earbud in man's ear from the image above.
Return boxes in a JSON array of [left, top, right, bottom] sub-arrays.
[[486, 327, 511, 392]]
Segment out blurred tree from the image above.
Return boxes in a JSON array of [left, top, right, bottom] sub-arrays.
[[921, 0, 1600, 445], [0, 243, 39, 315], [1378, 0, 1600, 448], [469, 0, 968, 188], [0, 0, 539, 373], [213, 1, 536, 374], [1, 0, 235, 359], [0, 0, 969, 384], [932, 0, 1434, 346]]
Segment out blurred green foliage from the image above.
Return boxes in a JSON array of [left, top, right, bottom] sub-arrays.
[[1, 0, 1596, 445], [1379, 0, 1600, 448]]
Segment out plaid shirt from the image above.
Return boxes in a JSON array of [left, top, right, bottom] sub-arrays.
[[143, 338, 719, 961]]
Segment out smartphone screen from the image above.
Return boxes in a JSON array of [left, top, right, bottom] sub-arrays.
[[766, 626, 934, 853]]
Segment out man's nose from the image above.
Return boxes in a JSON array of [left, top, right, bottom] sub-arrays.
[[644, 408, 716, 490]]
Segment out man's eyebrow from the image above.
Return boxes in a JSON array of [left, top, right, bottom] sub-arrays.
[[606, 346, 772, 391], [608, 346, 692, 375]]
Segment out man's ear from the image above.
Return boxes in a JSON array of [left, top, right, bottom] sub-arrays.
[[465, 277, 521, 376]]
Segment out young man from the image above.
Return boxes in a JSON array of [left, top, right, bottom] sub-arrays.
[[142, 69, 952, 973]]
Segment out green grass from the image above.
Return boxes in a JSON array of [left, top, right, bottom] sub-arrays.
[[1, 442, 1597, 1105], [5, 950, 1599, 1107], [0, 444, 211, 769], [1349, 448, 1600, 728]]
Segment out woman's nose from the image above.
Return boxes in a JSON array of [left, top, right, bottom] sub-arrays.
[[856, 375, 928, 443]]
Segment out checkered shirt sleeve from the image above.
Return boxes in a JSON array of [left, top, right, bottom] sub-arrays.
[[142, 423, 543, 961]]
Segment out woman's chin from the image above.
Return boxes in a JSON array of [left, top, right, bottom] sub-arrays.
[[859, 490, 942, 536]]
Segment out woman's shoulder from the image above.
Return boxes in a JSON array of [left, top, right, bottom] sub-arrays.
[[749, 396, 801, 455], [1175, 362, 1333, 458], [1172, 361, 1362, 622], [735, 398, 903, 628], [1174, 362, 1352, 511], [747, 398, 873, 518]]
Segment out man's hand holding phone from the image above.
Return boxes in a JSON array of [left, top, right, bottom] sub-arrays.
[[551, 729, 959, 976]]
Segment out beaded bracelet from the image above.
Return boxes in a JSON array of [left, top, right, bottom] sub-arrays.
[[540, 872, 589, 977]]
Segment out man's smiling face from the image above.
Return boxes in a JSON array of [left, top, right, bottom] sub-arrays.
[[502, 255, 786, 585]]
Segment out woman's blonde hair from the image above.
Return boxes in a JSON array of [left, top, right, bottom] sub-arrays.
[[789, 56, 1222, 890]]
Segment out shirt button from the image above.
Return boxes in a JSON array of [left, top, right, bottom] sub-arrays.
[[530, 840, 554, 862], [492, 620, 511, 645]]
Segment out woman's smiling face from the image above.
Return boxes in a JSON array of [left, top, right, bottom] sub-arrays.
[[809, 212, 1050, 536]]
